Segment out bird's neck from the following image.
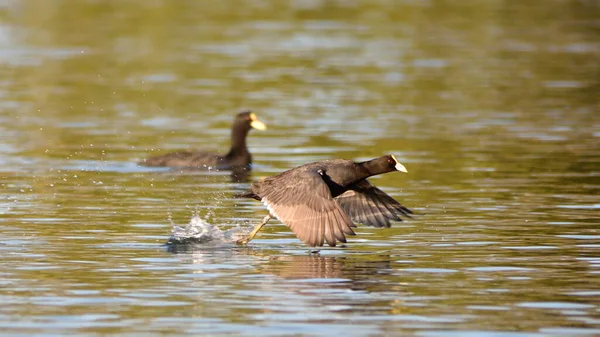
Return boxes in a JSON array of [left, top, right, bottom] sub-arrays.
[[357, 158, 387, 179], [227, 124, 249, 156]]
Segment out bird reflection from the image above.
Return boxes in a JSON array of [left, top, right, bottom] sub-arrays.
[[168, 242, 394, 292], [166, 244, 406, 319], [264, 254, 346, 279], [260, 253, 394, 291], [229, 166, 251, 183], [168, 165, 251, 183]]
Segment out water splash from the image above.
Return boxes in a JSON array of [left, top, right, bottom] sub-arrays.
[[165, 211, 248, 246]]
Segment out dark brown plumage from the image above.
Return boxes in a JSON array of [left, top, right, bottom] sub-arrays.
[[139, 111, 266, 170], [236, 155, 412, 247]]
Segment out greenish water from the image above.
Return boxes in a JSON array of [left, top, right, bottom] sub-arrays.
[[1, 0, 599, 336]]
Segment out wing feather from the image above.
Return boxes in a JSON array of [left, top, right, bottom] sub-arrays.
[[260, 170, 356, 247], [335, 179, 412, 228]]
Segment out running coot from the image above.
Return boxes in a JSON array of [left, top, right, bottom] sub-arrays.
[[236, 155, 412, 247]]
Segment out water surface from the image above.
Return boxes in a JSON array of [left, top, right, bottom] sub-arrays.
[[1, 0, 599, 336]]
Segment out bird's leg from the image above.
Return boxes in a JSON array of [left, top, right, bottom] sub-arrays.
[[236, 214, 272, 245]]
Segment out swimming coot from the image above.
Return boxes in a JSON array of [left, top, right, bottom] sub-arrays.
[[236, 155, 412, 247], [139, 111, 266, 170]]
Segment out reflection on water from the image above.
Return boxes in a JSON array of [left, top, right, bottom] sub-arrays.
[[1, 0, 599, 336]]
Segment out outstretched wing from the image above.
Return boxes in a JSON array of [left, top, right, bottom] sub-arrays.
[[334, 179, 412, 228], [260, 170, 356, 247]]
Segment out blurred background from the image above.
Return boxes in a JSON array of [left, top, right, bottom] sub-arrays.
[[1, 0, 599, 336]]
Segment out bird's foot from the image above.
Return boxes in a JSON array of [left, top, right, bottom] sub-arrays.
[[236, 236, 251, 245]]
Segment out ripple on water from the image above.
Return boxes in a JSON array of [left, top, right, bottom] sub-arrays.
[[402, 268, 458, 274], [61, 160, 171, 173], [416, 331, 546, 337], [467, 305, 510, 311], [502, 246, 558, 250], [517, 302, 596, 309], [456, 241, 498, 246], [539, 328, 600, 336], [556, 204, 600, 209], [556, 235, 600, 240], [1, 1, 599, 336], [466, 267, 534, 272], [565, 291, 600, 297]]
